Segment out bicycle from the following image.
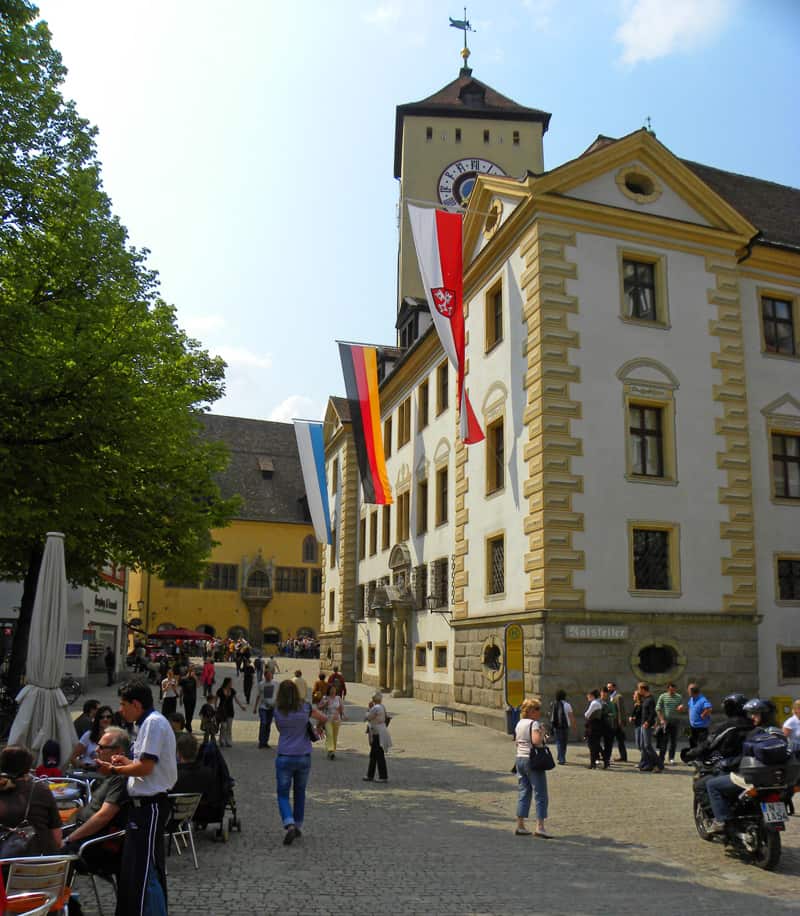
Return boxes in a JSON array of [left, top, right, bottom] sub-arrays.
[[60, 673, 82, 706]]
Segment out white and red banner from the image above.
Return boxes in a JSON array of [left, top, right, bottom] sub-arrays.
[[408, 204, 484, 445]]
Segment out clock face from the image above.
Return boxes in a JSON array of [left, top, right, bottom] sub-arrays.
[[437, 158, 506, 207]]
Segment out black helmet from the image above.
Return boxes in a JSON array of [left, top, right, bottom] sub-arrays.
[[742, 698, 773, 720], [722, 693, 747, 717]]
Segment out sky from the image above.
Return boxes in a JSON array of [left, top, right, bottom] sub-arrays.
[[34, 0, 800, 424]]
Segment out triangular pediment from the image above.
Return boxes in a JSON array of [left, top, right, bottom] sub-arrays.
[[463, 175, 532, 264], [762, 394, 800, 425], [537, 130, 756, 238], [323, 397, 349, 448]]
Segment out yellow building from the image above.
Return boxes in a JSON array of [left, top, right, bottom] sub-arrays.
[[127, 414, 322, 649]]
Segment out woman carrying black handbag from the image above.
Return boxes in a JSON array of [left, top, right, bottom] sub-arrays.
[[513, 698, 552, 839]]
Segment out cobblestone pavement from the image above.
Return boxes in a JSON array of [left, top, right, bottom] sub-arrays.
[[75, 661, 800, 915]]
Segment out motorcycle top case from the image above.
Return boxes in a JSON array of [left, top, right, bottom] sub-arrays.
[[742, 730, 790, 765]]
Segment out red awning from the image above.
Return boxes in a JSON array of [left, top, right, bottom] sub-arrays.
[[147, 628, 214, 641]]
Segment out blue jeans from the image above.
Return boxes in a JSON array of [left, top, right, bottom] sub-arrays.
[[553, 727, 569, 764], [706, 772, 737, 822], [515, 757, 548, 821], [275, 754, 311, 828], [259, 707, 274, 747]]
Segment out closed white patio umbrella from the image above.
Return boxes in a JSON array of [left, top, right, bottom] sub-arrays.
[[8, 532, 76, 763]]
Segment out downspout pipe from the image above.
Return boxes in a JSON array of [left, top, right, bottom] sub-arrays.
[[737, 231, 762, 264]]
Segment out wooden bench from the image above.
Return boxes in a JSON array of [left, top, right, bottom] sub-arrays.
[[431, 705, 467, 726]]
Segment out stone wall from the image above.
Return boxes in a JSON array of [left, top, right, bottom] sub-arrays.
[[453, 619, 545, 709], [412, 679, 454, 707], [451, 611, 759, 714]]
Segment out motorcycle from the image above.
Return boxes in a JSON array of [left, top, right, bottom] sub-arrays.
[[690, 750, 800, 871]]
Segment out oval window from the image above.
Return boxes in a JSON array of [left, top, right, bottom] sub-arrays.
[[625, 172, 655, 197], [638, 644, 677, 674]]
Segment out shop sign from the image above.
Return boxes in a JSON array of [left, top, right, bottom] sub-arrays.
[[564, 624, 629, 641]]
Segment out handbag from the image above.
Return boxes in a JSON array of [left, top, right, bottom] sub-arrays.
[[528, 724, 556, 771], [0, 782, 37, 857], [307, 720, 322, 742]]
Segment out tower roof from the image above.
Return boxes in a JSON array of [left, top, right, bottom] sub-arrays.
[[394, 73, 551, 178]]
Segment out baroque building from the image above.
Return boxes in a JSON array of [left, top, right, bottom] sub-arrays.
[[318, 61, 800, 723], [128, 415, 322, 649]]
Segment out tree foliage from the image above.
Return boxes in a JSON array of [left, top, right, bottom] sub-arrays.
[[0, 1, 240, 685]]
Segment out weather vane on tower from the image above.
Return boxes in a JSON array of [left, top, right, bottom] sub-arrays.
[[449, 8, 474, 74]]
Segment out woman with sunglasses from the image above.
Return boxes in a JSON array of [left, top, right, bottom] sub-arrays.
[[70, 705, 114, 770]]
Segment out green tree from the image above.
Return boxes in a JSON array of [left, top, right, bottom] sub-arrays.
[[0, 0, 239, 691]]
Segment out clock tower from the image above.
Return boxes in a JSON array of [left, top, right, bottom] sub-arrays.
[[394, 60, 551, 317]]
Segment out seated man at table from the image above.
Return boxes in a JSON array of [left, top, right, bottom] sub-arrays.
[[63, 726, 131, 869], [173, 734, 215, 800]]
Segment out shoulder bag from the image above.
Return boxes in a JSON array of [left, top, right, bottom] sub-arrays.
[[528, 723, 556, 772], [0, 781, 38, 857]]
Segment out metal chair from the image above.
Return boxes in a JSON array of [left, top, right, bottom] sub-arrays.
[[76, 829, 125, 916], [165, 793, 202, 869], [4, 891, 58, 915], [1, 855, 78, 916]]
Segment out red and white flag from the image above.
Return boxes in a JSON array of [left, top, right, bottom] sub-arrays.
[[408, 204, 484, 445]]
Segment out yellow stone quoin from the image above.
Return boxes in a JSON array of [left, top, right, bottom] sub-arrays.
[[520, 221, 586, 611]]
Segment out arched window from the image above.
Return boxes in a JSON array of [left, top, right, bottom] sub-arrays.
[[263, 628, 281, 644], [227, 626, 248, 640], [156, 622, 177, 632], [248, 569, 270, 590], [196, 624, 216, 636], [302, 535, 318, 564]]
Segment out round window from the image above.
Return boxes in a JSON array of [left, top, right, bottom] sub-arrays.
[[624, 172, 655, 197], [638, 644, 677, 674], [481, 637, 504, 683]]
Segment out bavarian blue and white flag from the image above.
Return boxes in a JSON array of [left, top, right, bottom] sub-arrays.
[[293, 420, 332, 545]]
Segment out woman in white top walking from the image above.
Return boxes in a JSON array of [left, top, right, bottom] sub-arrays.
[[513, 697, 551, 838], [319, 683, 344, 760]]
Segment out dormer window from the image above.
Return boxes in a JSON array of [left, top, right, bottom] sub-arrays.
[[258, 456, 274, 479], [458, 80, 486, 108]]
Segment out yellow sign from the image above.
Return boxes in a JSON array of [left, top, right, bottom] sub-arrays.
[[504, 623, 524, 707]]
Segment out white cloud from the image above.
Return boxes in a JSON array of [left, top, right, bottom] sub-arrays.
[[181, 313, 227, 336], [363, 3, 403, 27], [615, 0, 733, 66], [216, 346, 272, 371], [268, 394, 321, 423], [520, 0, 558, 32]]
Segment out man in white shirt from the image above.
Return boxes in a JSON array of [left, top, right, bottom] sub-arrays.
[[97, 680, 176, 916]]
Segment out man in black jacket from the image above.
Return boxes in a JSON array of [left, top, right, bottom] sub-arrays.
[[682, 693, 754, 833]]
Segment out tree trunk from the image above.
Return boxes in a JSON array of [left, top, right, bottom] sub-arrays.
[[7, 544, 44, 696]]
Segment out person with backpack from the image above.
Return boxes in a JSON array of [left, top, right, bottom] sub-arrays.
[[548, 690, 574, 765], [606, 681, 628, 762], [254, 669, 278, 748], [599, 686, 617, 768], [686, 695, 770, 834], [637, 683, 658, 771]]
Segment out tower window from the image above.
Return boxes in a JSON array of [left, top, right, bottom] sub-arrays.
[[483, 129, 490, 144], [513, 130, 520, 146], [426, 126, 433, 141], [455, 128, 461, 143]]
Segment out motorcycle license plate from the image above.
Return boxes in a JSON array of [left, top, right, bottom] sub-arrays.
[[761, 802, 786, 824]]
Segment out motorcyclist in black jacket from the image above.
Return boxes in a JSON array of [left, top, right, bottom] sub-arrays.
[[681, 695, 764, 833]]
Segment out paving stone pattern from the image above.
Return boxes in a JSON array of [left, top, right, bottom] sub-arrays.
[[78, 661, 800, 915]]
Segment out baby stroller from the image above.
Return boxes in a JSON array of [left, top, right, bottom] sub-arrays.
[[193, 727, 240, 842]]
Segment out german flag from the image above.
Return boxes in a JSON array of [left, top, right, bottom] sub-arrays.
[[338, 342, 392, 505]]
